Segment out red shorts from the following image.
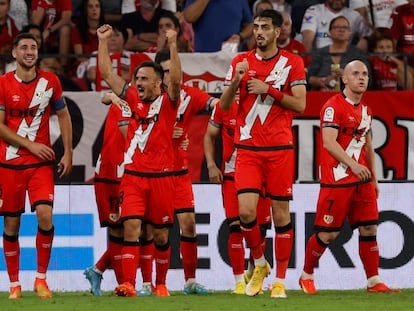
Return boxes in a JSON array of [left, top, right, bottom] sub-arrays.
[[314, 182, 378, 231], [235, 148, 294, 200], [0, 165, 54, 215], [173, 172, 195, 213], [119, 173, 175, 227], [94, 180, 121, 227], [222, 176, 271, 226]]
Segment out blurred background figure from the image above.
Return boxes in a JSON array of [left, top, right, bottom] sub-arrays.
[[71, 0, 105, 73], [145, 10, 192, 52], [389, 0, 414, 67], [183, 0, 253, 52], [301, 0, 372, 52], [278, 11, 311, 70], [307, 16, 370, 91], [31, 0, 73, 69], [9, 0, 29, 31], [368, 32, 414, 90]]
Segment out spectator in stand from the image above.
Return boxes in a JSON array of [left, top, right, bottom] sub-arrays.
[[121, 0, 171, 52], [0, 0, 19, 56], [307, 16, 370, 91], [278, 11, 311, 69], [290, 0, 324, 38], [9, 0, 29, 31], [85, 22, 132, 90], [31, 0, 72, 69], [368, 32, 414, 90], [301, 0, 372, 52], [71, 0, 105, 70], [350, 0, 407, 33], [145, 10, 192, 52], [183, 0, 253, 52], [389, 0, 414, 67]]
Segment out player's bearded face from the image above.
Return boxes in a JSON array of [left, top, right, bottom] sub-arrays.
[[14, 39, 38, 69], [135, 67, 161, 101], [254, 18, 278, 51]]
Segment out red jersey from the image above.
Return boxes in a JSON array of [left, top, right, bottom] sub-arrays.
[[32, 0, 72, 30], [390, 4, 414, 63], [0, 70, 64, 166], [122, 85, 177, 173], [95, 104, 129, 181], [224, 49, 306, 149], [173, 85, 213, 170], [279, 39, 311, 68], [209, 102, 238, 175], [70, 27, 99, 55], [369, 56, 398, 91], [0, 17, 19, 54], [319, 93, 373, 186]]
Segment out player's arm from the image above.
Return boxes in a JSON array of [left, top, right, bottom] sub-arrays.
[[56, 104, 73, 178], [322, 126, 371, 182], [301, 29, 315, 52], [276, 84, 306, 113], [0, 109, 55, 160], [204, 122, 223, 184], [97, 24, 128, 96], [365, 131, 379, 196], [166, 29, 181, 102], [220, 59, 248, 111], [119, 124, 128, 140], [183, 0, 209, 24]]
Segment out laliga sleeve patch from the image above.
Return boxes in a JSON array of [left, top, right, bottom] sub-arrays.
[[323, 107, 334, 122]]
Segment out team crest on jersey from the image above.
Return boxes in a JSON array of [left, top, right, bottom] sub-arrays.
[[12, 95, 20, 102], [324, 214, 334, 224], [35, 91, 44, 100], [323, 107, 334, 122], [109, 213, 120, 222]]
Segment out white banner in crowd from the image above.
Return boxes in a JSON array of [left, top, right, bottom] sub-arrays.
[[0, 183, 412, 292]]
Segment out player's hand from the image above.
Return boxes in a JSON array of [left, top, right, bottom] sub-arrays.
[[27, 141, 55, 161], [234, 58, 248, 82], [180, 134, 189, 150], [97, 24, 112, 39], [350, 163, 371, 182], [208, 165, 223, 184], [173, 126, 184, 139], [57, 153, 73, 179], [247, 78, 268, 94], [165, 29, 178, 46]]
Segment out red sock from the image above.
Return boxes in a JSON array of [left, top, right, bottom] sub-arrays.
[[303, 234, 327, 275], [95, 250, 111, 273], [240, 219, 263, 259], [228, 230, 245, 275], [275, 226, 293, 279], [108, 236, 124, 284], [140, 239, 155, 283], [180, 236, 197, 281], [3, 233, 20, 283], [154, 242, 171, 286], [121, 242, 140, 286], [359, 236, 379, 279], [36, 226, 54, 274]]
